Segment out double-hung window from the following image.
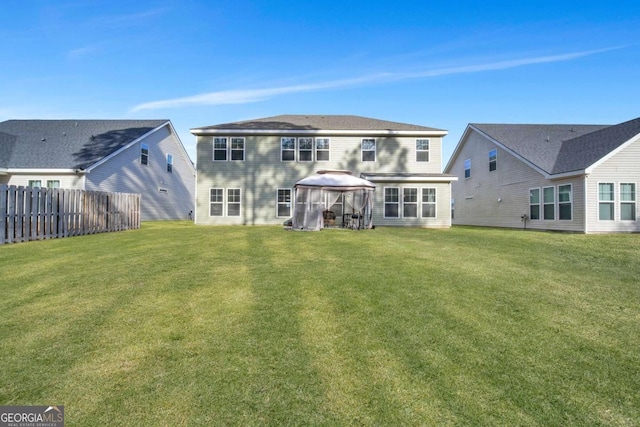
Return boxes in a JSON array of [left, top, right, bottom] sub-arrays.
[[281, 137, 296, 161], [316, 138, 330, 161], [489, 149, 497, 172], [230, 137, 245, 161], [558, 184, 572, 220], [422, 188, 436, 218], [213, 137, 227, 161], [543, 187, 555, 220], [277, 189, 292, 217], [529, 189, 540, 220], [598, 183, 615, 221], [140, 143, 149, 165], [416, 139, 429, 162], [384, 188, 399, 218], [403, 188, 418, 218], [362, 139, 376, 162], [299, 137, 313, 161], [209, 188, 224, 216], [620, 183, 636, 221], [464, 159, 471, 178], [227, 189, 241, 217]]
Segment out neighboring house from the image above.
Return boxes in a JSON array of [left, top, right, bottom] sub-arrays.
[[191, 115, 457, 227], [444, 117, 640, 233], [0, 119, 196, 221]]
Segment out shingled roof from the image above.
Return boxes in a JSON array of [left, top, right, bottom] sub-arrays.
[[192, 115, 446, 133], [0, 119, 168, 170], [470, 117, 640, 175]]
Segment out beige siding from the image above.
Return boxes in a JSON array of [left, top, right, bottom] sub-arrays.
[[86, 125, 196, 221], [372, 182, 452, 227], [585, 137, 640, 233], [449, 130, 586, 231], [196, 134, 447, 226]]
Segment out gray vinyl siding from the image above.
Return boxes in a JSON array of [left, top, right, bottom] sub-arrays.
[[585, 137, 640, 233], [86, 125, 195, 221], [196, 134, 447, 226], [4, 174, 83, 188], [450, 129, 586, 231]]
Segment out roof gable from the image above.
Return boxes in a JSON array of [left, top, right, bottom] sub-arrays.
[[0, 120, 167, 170], [192, 114, 446, 134]]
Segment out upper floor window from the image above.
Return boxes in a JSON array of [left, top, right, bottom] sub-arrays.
[[230, 137, 245, 161], [489, 149, 497, 171], [316, 138, 330, 161], [416, 139, 429, 162], [598, 183, 615, 221], [299, 137, 313, 162], [281, 137, 296, 161], [464, 159, 471, 178], [166, 154, 173, 173], [213, 137, 228, 161], [362, 139, 376, 162], [140, 143, 149, 165], [620, 183, 636, 221]]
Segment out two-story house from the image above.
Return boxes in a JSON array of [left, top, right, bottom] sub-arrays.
[[191, 115, 457, 228]]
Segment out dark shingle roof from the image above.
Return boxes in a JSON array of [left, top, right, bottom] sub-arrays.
[[194, 114, 445, 133], [471, 118, 640, 175], [0, 119, 167, 169]]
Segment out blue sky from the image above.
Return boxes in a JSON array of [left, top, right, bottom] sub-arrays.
[[1, 1, 638, 165]]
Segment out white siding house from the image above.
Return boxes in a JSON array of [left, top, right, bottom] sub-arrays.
[[444, 117, 640, 233], [192, 115, 457, 228], [0, 120, 195, 221]]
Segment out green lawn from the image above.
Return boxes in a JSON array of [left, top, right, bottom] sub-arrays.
[[1, 222, 639, 426]]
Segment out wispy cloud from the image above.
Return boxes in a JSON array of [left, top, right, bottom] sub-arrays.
[[131, 46, 624, 112]]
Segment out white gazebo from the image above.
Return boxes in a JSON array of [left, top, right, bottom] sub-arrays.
[[292, 170, 376, 231]]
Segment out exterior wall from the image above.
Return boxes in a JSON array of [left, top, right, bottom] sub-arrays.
[[449, 130, 586, 231], [370, 181, 452, 227], [86, 125, 195, 221], [585, 137, 640, 233], [196, 133, 446, 226], [3, 173, 83, 189]]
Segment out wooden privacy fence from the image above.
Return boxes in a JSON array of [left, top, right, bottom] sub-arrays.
[[1, 185, 140, 244]]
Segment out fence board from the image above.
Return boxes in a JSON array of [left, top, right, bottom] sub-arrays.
[[0, 185, 140, 244]]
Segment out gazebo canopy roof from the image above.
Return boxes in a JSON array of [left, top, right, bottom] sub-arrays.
[[294, 170, 376, 191]]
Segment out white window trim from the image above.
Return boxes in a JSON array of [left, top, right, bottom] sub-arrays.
[[362, 138, 376, 162], [281, 137, 296, 162], [166, 153, 173, 173], [230, 137, 245, 161], [213, 137, 228, 162], [464, 159, 471, 179], [383, 187, 400, 219], [209, 187, 224, 217], [140, 143, 149, 165], [543, 186, 555, 221], [416, 139, 430, 162], [402, 187, 418, 218], [226, 188, 242, 217], [315, 138, 330, 162], [620, 182, 637, 222], [421, 188, 437, 219], [597, 182, 616, 222], [489, 149, 497, 172], [529, 188, 541, 221], [276, 188, 293, 218], [557, 183, 573, 221]]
